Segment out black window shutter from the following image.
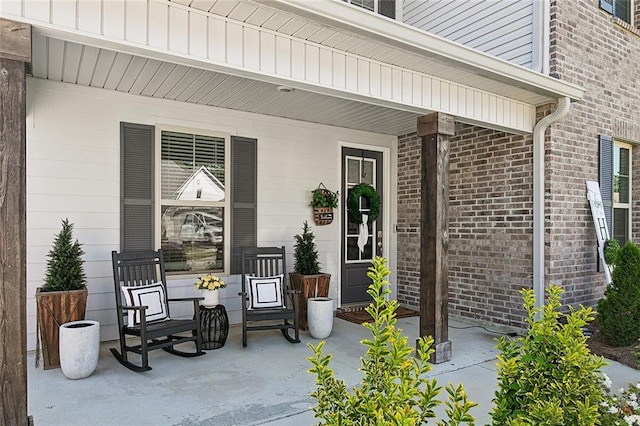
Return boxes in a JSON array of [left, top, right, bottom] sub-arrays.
[[230, 136, 257, 274], [379, 0, 396, 19], [599, 134, 614, 236], [120, 122, 154, 251], [600, 0, 614, 14]]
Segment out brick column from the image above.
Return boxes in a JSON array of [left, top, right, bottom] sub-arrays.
[[417, 112, 454, 363]]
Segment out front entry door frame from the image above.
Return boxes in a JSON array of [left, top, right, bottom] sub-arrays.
[[339, 142, 391, 307]]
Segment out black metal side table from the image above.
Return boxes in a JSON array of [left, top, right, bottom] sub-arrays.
[[199, 304, 229, 350]]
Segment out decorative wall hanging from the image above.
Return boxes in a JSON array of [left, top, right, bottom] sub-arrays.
[[310, 183, 339, 226]]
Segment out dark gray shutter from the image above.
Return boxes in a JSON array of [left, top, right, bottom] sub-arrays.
[[599, 134, 614, 236], [379, 0, 395, 19], [600, 0, 614, 14], [120, 122, 154, 251], [230, 136, 257, 274]]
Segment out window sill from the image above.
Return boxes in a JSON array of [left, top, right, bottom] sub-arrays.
[[612, 16, 640, 37]]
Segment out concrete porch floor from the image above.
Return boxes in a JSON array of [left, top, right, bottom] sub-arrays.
[[28, 317, 640, 425]]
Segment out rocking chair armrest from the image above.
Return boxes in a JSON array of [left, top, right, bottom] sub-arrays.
[[168, 297, 204, 302], [121, 305, 148, 311], [285, 289, 301, 295]]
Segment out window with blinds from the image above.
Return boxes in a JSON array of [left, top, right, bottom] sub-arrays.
[[613, 141, 632, 245], [342, 0, 396, 19], [599, 0, 632, 24], [160, 130, 229, 273]]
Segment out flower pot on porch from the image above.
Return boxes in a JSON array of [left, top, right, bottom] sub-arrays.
[[200, 289, 219, 307], [289, 273, 330, 331], [307, 297, 334, 339], [59, 320, 100, 379], [36, 287, 88, 369]]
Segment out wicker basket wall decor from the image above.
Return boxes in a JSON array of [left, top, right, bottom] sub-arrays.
[[313, 207, 334, 226], [310, 183, 339, 226]]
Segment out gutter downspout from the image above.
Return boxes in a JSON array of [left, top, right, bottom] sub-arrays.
[[532, 96, 571, 309]]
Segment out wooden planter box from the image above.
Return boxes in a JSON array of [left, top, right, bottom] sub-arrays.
[[289, 273, 330, 331], [36, 287, 88, 369]]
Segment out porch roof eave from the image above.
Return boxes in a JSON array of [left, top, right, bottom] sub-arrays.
[[2, 0, 585, 135], [267, 0, 585, 104]]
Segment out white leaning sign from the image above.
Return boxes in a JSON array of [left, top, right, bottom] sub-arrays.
[[586, 181, 612, 284]]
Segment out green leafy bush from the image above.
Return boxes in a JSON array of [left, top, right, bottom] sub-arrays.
[[42, 218, 87, 292], [604, 239, 621, 266], [491, 285, 607, 425], [293, 221, 320, 275], [597, 241, 640, 346], [307, 256, 476, 425]]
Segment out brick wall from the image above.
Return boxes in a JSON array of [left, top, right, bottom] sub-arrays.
[[396, 0, 640, 329], [547, 0, 640, 305], [397, 125, 538, 329]]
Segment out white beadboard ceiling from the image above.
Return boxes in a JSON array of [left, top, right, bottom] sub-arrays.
[[31, 34, 417, 135]]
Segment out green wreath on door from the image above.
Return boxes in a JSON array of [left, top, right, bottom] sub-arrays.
[[347, 183, 380, 224]]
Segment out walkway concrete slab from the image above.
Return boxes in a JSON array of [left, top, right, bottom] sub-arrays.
[[27, 317, 640, 425]]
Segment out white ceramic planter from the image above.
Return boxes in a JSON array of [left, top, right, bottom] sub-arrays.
[[201, 289, 219, 307], [307, 297, 334, 339], [59, 320, 100, 379]]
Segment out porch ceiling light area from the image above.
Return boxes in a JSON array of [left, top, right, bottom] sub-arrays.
[[30, 35, 420, 136]]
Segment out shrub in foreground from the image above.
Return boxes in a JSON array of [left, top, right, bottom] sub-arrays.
[[598, 241, 640, 346], [307, 256, 475, 425], [491, 285, 607, 425]]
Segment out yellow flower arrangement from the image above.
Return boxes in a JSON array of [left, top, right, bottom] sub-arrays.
[[195, 274, 226, 291]]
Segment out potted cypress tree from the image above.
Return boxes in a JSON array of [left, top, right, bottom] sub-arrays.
[[35, 218, 89, 370], [290, 221, 332, 336]]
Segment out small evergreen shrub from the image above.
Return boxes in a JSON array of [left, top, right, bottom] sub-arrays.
[[604, 239, 621, 266], [293, 221, 320, 275], [307, 256, 476, 425], [42, 218, 87, 292], [491, 285, 607, 425], [597, 241, 640, 346]]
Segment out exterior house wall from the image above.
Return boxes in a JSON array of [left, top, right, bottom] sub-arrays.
[[25, 77, 397, 350], [397, 0, 640, 329], [543, 0, 640, 306], [402, 0, 540, 70], [397, 124, 536, 329]]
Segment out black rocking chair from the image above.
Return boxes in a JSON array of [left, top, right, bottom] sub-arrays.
[[111, 249, 205, 371], [240, 246, 301, 347]]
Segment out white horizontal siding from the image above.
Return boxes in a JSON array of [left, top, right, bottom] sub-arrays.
[[403, 0, 535, 69], [4, 0, 536, 133], [25, 77, 398, 350]]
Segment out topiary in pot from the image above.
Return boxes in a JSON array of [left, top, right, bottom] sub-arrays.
[[36, 218, 89, 369], [42, 218, 87, 292], [597, 240, 640, 346], [290, 221, 330, 331], [293, 220, 319, 275]]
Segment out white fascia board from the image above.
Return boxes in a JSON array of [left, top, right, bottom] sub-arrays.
[[266, 0, 584, 102]]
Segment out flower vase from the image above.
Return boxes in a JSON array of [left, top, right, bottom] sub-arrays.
[[201, 289, 219, 307]]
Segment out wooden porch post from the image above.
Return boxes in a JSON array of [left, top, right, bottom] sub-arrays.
[[0, 18, 32, 426], [417, 112, 454, 363]]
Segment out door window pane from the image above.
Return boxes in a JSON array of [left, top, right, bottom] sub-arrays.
[[347, 159, 360, 184]]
